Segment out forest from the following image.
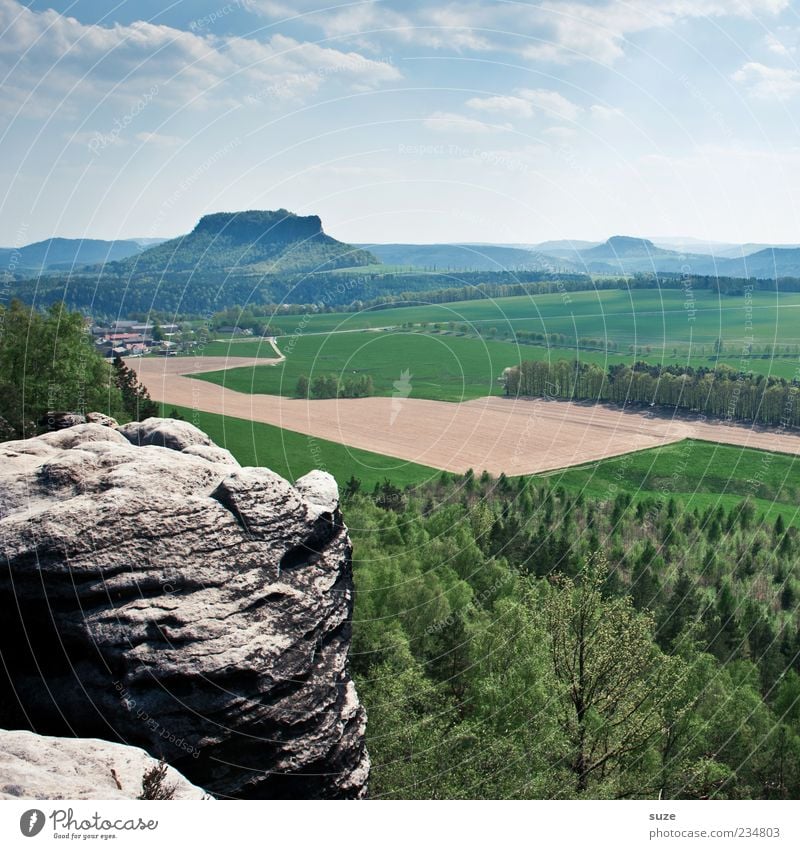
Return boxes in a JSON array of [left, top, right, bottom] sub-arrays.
[[505, 360, 800, 429], [347, 473, 800, 799], [0, 301, 156, 438]]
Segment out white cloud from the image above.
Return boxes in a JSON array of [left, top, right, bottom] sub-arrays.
[[518, 88, 582, 120], [0, 0, 401, 121], [543, 125, 578, 141], [253, 0, 790, 66], [732, 61, 800, 100], [466, 88, 582, 122], [591, 104, 625, 120], [765, 34, 791, 56], [422, 111, 512, 134], [465, 95, 534, 118]]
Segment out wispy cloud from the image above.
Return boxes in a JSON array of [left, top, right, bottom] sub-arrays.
[[252, 0, 790, 65], [465, 94, 535, 118], [466, 88, 582, 122]]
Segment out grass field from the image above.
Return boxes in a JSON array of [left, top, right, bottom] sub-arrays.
[[164, 404, 439, 488], [265, 287, 800, 347], [535, 438, 800, 528], [189, 288, 800, 403], [193, 330, 525, 401]]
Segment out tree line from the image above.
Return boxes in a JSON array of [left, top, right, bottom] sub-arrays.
[[504, 359, 800, 428], [295, 373, 374, 399]]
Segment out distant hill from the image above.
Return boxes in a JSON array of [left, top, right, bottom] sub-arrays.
[[543, 236, 714, 274], [531, 239, 601, 258], [9, 209, 381, 316], [715, 247, 800, 279], [112, 209, 377, 275], [358, 243, 575, 271], [0, 237, 146, 273]]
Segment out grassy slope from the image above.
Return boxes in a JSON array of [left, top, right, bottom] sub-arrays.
[[534, 438, 800, 528], [164, 404, 438, 488]]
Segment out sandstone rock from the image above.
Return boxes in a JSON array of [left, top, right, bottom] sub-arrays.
[[295, 469, 340, 516], [117, 417, 214, 451], [86, 412, 120, 428], [0, 729, 208, 800], [0, 418, 369, 799]]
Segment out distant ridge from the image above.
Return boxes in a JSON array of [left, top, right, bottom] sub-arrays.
[[358, 242, 574, 271], [0, 237, 145, 272]]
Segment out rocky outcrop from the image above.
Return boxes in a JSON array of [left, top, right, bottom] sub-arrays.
[[0, 729, 208, 800], [38, 411, 119, 431], [0, 418, 368, 799]]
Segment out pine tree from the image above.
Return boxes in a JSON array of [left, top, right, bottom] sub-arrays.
[[112, 356, 158, 420]]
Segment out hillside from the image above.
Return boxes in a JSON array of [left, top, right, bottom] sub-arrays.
[[359, 242, 573, 271], [111, 209, 377, 275], [0, 237, 145, 273], [716, 246, 800, 279]]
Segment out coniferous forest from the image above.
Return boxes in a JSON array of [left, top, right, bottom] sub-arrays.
[[347, 474, 800, 799]]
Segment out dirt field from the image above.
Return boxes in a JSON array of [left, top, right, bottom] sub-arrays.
[[129, 356, 800, 476]]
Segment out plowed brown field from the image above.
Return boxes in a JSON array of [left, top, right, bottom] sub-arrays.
[[129, 356, 800, 476]]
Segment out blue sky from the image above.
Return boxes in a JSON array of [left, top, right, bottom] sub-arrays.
[[2, 0, 800, 245]]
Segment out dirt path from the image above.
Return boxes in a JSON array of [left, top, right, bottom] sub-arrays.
[[128, 356, 800, 476]]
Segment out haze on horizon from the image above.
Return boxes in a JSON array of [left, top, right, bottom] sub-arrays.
[[2, 0, 800, 247]]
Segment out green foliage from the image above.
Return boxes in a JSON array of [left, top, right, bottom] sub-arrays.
[[0, 300, 123, 437], [112, 356, 158, 421], [349, 472, 800, 799], [506, 358, 800, 428]]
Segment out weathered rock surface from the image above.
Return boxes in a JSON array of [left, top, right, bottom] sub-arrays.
[[0, 418, 369, 799], [0, 729, 208, 800]]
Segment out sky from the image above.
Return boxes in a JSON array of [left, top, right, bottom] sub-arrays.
[[2, 0, 800, 245]]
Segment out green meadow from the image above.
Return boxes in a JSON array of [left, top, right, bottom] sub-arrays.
[[534, 438, 800, 528], [193, 330, 522, 401], [189, 288, 800, 403], [267, 288, 800, 348]]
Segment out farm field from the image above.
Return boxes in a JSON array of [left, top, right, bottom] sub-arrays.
[[164, 404, 438, 488], [195, 330, 533, 401], [192, 289, 800, 403], [130, 355, 800, 476], [264, 288, 800, 349], [164, 401, 800, 531], [534, 438, 800, 529]]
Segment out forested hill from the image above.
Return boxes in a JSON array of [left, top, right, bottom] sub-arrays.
[[102, 209, 377, 275], [8, 209, 381, 317]]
